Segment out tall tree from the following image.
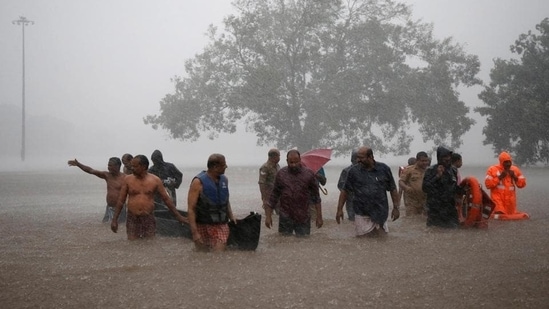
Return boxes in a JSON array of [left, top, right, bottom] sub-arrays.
[[145, 0, 480, 155], [477, 18, 549, 165]]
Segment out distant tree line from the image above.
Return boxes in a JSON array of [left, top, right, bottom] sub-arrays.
[[145, 0, 549, 165], [477, 17, 549, 165]]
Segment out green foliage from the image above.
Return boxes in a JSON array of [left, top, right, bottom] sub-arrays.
[[477, 18, 549, 165], [145, 0, 480, 156]]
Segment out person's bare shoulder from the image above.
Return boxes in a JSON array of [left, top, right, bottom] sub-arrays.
[[187, 178, 203, 205], [145, 173, 163, 188], [124, 174, 137, 186], [190, 176, 201, 185], [189, 177, 203, 191], [106, 172, 125, 181], [146, 172, 160, 181]]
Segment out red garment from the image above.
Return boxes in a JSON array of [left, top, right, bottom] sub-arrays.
[[126, 212, 156, 239], [197, 223, 230, 247], [484, 152, 526, 215]]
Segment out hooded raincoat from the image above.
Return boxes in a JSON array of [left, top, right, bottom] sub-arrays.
[[485, 152, 526, 216], [148, 150, 183, 208], [422, 146, 459, 228]]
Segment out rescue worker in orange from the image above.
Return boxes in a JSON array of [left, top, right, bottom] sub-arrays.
[[485, 151, 528, 219]]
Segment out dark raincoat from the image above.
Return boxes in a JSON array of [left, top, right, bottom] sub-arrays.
[[422, 146, 459, 228], [148, 150, 183, 208]]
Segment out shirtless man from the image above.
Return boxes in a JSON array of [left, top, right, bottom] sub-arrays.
[[68, 157, 127, 223], [110, 155, 188, 240]]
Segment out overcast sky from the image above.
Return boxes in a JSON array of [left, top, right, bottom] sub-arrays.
[[1, 0, 548, 170]]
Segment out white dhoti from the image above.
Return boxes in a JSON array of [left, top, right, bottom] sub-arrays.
[[354, 214, 388, 236]]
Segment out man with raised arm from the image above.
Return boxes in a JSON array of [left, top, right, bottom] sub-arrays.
[[111, 155, 187, 240], [68, 157, 126, 223]]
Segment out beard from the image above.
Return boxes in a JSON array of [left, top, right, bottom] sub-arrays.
[[288, 166, 300, 174]]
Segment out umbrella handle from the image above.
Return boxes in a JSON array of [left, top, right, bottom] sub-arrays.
[[319, 185, 328, 195]]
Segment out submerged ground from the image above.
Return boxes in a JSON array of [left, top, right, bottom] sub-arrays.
[[0, 166, 547, 308]]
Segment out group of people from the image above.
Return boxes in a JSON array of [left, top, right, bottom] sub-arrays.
[[258, 146, 398, 238], [384, 146, 526, 230], [69, 151, 238, 251], [68, 151, 186, 238], [259, 144, 528, 239], [261, 149, 324, 237], [69, 144, 528, 251]]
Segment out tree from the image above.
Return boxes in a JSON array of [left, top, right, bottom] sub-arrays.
[[477, 18, 549, 165], [145, 0, 481, 156]]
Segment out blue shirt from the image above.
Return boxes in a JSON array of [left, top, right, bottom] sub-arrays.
[[343, 161, 396, 225]]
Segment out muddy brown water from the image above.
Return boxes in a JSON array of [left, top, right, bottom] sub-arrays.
[[1, 165, 547, 308]]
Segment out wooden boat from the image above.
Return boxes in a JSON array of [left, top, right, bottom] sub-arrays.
[[154, 209, 192, 238]]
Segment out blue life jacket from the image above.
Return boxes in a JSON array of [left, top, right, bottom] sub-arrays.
[[195, 171, 229, 224]]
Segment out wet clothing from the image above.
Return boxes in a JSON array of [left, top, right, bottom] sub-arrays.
[[278, 215, 311, 237], [453, 166, 462, 185], [268, 166, 320, 225], [196, 224, 230, 247], [195, 171, 230, 224], [337, 164, 356, 220], [399, 164, 427, 216], [422, 146, 459, 228], [258, 161, 280, 192], [103, 204, 127, 223], [343, 162, 396, 226], [485, 152, 526, 215], [309, 167, 326, 220], [126, 212, 156, 239], [354, 214, 388, 236], [258, 161, 280, 213], [149, 150, 183, 208]]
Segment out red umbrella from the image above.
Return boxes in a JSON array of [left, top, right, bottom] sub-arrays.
[[301, 148, 332, 173]]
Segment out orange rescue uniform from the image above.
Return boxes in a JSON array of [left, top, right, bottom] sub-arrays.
[[484, 152, 527, 217]]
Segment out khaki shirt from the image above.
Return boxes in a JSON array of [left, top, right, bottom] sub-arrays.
[[258, 162, 279, 185], [399, 164, 426, 200], [258, 162, 280, 201]]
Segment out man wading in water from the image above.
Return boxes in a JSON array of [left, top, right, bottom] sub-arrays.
[[68, 157, 127, 223], [111, 155, 187, 240]]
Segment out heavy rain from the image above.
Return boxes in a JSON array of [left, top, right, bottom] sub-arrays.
[[1, 0, 548, 308]]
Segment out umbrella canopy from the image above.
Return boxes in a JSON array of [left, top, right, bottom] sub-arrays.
[[301, 148, 332, 173]]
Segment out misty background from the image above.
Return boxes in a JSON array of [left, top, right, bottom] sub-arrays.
[[1, 0, 548, 171]]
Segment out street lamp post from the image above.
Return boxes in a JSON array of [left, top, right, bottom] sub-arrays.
[[12, 16, 34, 162]]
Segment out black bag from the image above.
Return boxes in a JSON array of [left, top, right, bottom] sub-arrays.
[[227, 212, 262, 251]]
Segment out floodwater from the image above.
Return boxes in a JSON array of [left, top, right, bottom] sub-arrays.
[[0, 165, 548, 308]]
